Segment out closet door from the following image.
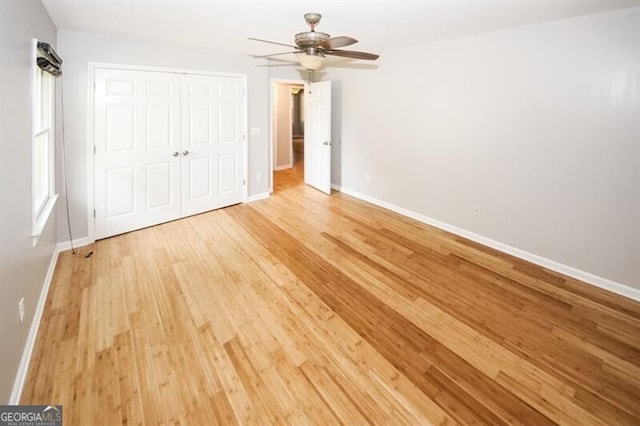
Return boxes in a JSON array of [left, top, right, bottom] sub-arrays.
[[94, 68, 181, 239], [181, 74, 245, 217]]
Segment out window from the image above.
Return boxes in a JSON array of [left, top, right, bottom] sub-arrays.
[[32, 40, 58, 245]]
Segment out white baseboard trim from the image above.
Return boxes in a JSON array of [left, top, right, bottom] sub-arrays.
[[274, 164, 292, 171], [9, 248, 60, 404], [56, 236, 94, 252], [331, 184, 640, 302], [247, 192, 271, 203]]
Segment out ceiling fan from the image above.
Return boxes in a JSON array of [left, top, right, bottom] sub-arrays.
[[249, 13, 380, 72]]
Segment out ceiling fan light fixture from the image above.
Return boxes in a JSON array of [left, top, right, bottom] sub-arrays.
[[297, 53, 325, 71]]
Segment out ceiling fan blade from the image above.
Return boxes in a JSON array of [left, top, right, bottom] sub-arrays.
[[316, 36, 358, 50], [248, 37, 297, 49], [325, 50, 380, 60], [252, 51, 300, 59]]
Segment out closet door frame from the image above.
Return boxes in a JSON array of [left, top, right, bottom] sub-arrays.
[[87, 62, 248, 242]]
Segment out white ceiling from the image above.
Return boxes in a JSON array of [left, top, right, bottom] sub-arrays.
[[42, 0, 640, 58]]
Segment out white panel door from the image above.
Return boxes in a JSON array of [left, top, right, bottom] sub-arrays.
[[304, 80, 332, 194], [181, 74, 245, 217], [94, 68, 181, 239]]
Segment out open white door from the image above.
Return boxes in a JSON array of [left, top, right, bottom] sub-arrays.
[[304, 80, 331, 194]]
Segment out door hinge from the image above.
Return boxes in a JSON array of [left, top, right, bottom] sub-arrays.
[[243, 133, 246, 140], [93, 209, 96, 218], [243, 179, 246, 186], [94, 145, 96, 154]]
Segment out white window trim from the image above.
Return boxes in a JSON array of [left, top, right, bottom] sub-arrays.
[[31, 39, 58, 246], [32, 194, 58, 245]]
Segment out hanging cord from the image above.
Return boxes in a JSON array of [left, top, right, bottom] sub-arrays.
[[59, 74, 93, 258]]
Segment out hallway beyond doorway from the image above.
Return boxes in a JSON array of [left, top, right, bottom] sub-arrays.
[[273, 154, 304, 194]]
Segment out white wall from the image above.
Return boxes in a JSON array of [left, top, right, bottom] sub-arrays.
[[0, 0, 58, 402], [55, 30, 270, 241], [332, 8, 640, 290]]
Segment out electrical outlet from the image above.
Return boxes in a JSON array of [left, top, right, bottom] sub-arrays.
[[256, 172, 262, 181], [365, 173, 371, 183], [473, 205, 481, 217], [18, 297, 25, 323]]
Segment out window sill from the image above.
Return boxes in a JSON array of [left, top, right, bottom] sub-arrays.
[[32, 193, 58, 247]]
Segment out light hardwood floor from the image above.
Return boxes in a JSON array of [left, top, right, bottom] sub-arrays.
[[23, 164, 640, 424]]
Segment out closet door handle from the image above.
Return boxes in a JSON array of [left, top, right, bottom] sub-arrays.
[[182, 150, 189, 156], [172, 151, 179, 157]]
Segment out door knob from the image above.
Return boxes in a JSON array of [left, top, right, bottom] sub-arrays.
[[172, 151, 179, 157], [182, 150, 189, 156]]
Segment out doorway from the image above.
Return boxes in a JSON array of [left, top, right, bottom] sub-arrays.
[[291, 87, 304, 166], [271, 79, 305, 192]]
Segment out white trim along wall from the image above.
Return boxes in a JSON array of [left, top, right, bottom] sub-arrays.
[[9, 248, 59, 404], [331, 184, 640, 302]]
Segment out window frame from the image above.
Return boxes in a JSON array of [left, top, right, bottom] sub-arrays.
[[32, 39, 58, 246]]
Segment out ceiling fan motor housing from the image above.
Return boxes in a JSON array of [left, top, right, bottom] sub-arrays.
[[295, 31, 330, 49]]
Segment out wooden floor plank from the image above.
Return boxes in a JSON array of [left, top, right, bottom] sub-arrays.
[[21, 164, 640, 425]]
